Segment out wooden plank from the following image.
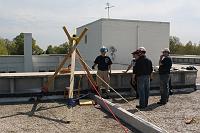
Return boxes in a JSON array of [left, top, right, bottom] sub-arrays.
[[62, 26, 72, 42], [79, 99, 95, 106]]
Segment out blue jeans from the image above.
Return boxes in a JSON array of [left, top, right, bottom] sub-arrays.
[[159, 74, 170, 103], [137, 75, 150, 108]]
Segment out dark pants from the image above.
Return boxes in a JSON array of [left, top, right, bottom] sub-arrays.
[[137, 75, 150, 108], [159, 74, 170, 103]]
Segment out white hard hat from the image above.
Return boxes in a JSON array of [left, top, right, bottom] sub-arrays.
[[162, 48, 170, 53], [138, 47, 146, 52]]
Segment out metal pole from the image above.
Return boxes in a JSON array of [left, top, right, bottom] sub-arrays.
[[105, 2, 114, 19]]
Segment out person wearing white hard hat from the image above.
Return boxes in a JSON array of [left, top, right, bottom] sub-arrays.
[[92, 46, 112, 97], [133, 47, 153, 109], [157, 48, 172, 105]]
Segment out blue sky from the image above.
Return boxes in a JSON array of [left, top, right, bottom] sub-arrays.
[[0, 0, 199, 49]]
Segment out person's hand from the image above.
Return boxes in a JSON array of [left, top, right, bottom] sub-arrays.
[[132, 74, 136, 84], [160, 55, 164, 60], [92, 65, 95, 69]]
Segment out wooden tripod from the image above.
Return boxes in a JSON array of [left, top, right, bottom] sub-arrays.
[[42, 26, 97, 99]]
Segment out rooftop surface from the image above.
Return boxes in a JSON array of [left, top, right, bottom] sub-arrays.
[[0, 64, 199, 133], [0, 101, 133, 133]]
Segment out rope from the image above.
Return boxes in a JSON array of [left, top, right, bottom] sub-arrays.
[[77, 56, 169, 133], [84, 70, 129, 133]]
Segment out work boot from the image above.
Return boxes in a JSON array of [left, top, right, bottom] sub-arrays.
[[169, 90, 173, 95], [136, 105, 146, 109], [157, 101, 167, 105]]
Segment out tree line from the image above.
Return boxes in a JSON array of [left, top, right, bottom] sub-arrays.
[[169, 36, 200, 55], [0, 33, 70, 55], [0, 33, 44, 55], [0, 34, 199, 55]]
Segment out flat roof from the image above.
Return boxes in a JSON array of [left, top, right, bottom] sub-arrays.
[[77, 18, 170, 29]]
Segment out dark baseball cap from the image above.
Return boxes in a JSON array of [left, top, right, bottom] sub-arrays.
[[131, 50, 139, 55]]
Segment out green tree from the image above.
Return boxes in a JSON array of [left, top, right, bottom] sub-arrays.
[[0, 38, 8, 55], [33, 44, 44, 55], [45, 42, 69, 54], [169, 36, 181, 54], [46, 45, 55, 54], [12, 33, 44, 55], [13, 33, 24, 55], [169, 36, 200, 55], [4, 39, 16, 55], [184, 41, 193, 54]]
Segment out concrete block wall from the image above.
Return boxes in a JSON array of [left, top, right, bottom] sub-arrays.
[[0, 70, 197, 94], [0, 56, 24, 72], [0, 55, 71, 73]]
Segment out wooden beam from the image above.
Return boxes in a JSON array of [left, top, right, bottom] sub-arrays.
[[63, 26, 72, 43], [68, 50, 76, 99]]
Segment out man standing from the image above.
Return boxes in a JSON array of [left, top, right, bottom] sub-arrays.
[[133, 47, 153, 109], [92, 46, 112, 95], [123, 50, 140, 98], [157, 48, 172, 105]]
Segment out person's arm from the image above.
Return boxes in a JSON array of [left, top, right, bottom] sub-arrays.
[[123, 64, 133, 73], [132, 62, 137, 82], [92, 63, 97, 69], [108, 57, 112, 74], [132, 73, 136, 84], [159, 55, 164, 66], [92, 56, 99, 69], [108, 65, 111, 74]]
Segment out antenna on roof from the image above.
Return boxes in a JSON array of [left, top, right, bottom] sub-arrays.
[[105, 2, 114, 19]]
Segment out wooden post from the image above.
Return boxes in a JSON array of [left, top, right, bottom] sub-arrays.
[[68, 46, 76, 99]]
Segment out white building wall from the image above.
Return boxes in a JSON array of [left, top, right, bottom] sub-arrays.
[[101, 19, 138, 68], [77, 18, 169, 68], [138, 22, 170, 65]]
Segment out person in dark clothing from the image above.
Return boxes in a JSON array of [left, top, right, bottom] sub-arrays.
[[133, 47, 153, 109], [157, 48, 172, 105], [92, 46, 112, 95], [123, 50, 140, 98]]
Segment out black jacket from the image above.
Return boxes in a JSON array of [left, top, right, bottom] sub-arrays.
[[159, 56, 172, 74], [133, 55, 153, 76]]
